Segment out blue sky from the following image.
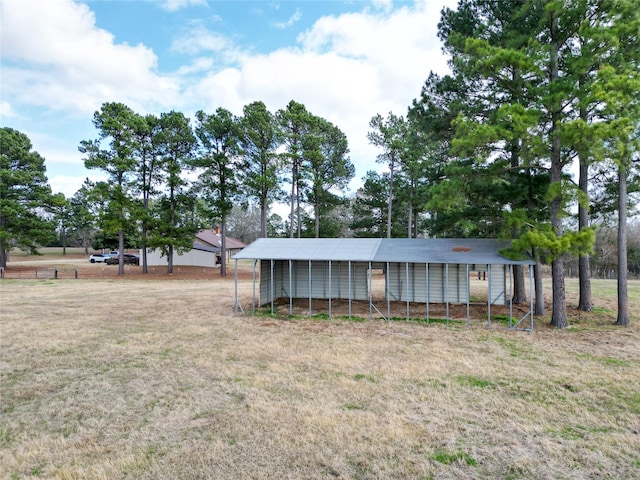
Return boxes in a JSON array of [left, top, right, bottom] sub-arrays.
[[1, 0, 457, 199]]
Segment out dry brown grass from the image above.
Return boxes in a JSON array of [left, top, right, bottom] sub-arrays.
[[1, 258, 640, 479]]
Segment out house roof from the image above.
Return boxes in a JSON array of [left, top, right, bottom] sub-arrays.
[[193, 243, 220, 253], [196, 230, 248, 250], [232, 238, 534, 265]]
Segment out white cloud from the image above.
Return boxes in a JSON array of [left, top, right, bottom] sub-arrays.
[[0, 101, 15, 119], [171, 24, 234, 56], [273, 9, 302, 29], [161, 0, 208, 12], [1, 0, 456, 196], [187, 0, 454, 185], [1, 0, 181, 115]]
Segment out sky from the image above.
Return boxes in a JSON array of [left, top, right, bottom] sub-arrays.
[[1, 0, 458, 199]]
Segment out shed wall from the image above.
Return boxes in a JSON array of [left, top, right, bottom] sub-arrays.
[[258, 260, 509, 307], [387, 263, 469, 303], [259, 260, 369, 306]]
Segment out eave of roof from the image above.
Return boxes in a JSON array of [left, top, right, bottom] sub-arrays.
[[233, 238, 534, 265], [196, 230, 248, 249]]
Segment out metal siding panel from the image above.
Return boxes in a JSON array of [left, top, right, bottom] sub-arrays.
[[428, 264, 444, 303], [410, 263, 427, 302], [457, 264, 469, 303], [259, 260, 271, 306], [391, 263, 428, 302], [311, 261, 327, 298], [293, 261, 308, 298], [490, 264, 507, 305], [446, 264, 461, 303], [353, 264, 369, 300]]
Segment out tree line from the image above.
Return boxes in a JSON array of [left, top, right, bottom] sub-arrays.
[[0, 99, 355, 276], [1, 0, 638, 327], [356, 0, 638, 327]]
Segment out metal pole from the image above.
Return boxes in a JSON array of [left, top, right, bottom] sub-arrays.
[[329, 260, 332, 318], [234, 259, 238, 314], [509, 264, 513, 328], [406, 262, 410, 321], [289, 260, 293, 316], [348, 260, 352, 318], [426, 263, 429, 323], [529, 265, 534, 330], [466, 263, 470, 325], [487, 264, 491, 326], [386, 261, 391, 321], [252, 259, 257, 315], [368, 261, 373, 320], [308, 260, 312, 317], [445, 263, 449, 324], [270, 259, 274, 315]]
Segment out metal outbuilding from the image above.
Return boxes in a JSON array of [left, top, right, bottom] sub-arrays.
[[233, 238, 536, 329]]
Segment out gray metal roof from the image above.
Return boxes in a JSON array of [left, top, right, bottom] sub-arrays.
[[233, 238, 534, 265], [193, 243, 220, 253], [233, 238, 382, 261]]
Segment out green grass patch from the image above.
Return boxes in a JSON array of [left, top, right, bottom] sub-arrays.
[[490, 314, 514, 326], [253, 308, 279, 319], [353, 373, 376, 383], [431, 450, 477, 466], [455, 375, 495, 389], [337, 315, 366, 322], [574, 352, 631, 367], [494, 336, 526, 357], [592, 307, 614, 314]]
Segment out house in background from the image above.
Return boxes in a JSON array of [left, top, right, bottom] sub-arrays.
[[144, 229, 247, 268], [195, 229, 248, 263]]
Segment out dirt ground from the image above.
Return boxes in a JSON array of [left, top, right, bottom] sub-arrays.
[[2, 251, 233, 280]]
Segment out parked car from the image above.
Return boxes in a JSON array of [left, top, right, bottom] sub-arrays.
[[89, 254, 110, 263], [105, 253, 140, 266]]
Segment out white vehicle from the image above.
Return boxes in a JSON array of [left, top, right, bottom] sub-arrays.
[[89, 254, 110, 263]]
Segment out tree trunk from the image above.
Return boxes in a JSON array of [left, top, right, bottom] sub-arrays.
[[61, 227, 67, 256], [167, 244, 174, 275], [534, 261, 545, 316], [315, 200, 320, 238], [387, 156, 395, 239], [289, 160, 297, 239], [220, 215, 227, 277], [141, 229, 148, 274], [0, 240, 7, 269], [296, 185, 302, 238], [118, 230, 125, 276], [141, 195, 149, 274], [260, 194, 268, 238], [577, 107, 592, 311], [548, 11, 568, 329], [513, 265, 526, 303], [509, 71, 526, 305], [407, 182, 413, 238], [616, 164, 629, 326]]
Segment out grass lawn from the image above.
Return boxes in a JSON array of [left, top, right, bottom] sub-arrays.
[[1, 269, 639, 479]]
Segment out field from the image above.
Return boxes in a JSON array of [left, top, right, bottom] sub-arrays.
[[1, 249, 639, 479]]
